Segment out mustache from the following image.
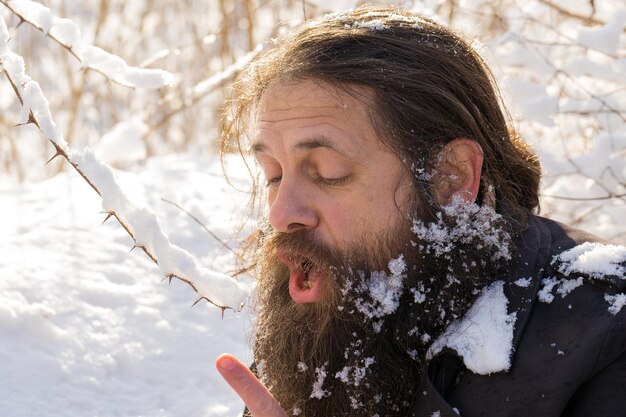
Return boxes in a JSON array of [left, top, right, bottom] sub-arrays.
[[260, 228, 342, 271], [258, 224, 410, 276]]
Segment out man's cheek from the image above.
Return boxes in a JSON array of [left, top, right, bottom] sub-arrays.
[[319, 204, 358, 246]]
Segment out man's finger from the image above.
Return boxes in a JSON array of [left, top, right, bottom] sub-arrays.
[[216, 353, 288, 417]]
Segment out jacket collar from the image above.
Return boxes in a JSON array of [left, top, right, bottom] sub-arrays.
[[413, 215, 553, 416], [426, 214, 553, 369], [504, 214, 553, 351]]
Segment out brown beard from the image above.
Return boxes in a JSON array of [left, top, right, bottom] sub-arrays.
[[251, 201, 513, 417]]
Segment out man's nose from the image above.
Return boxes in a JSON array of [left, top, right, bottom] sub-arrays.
[[268, 180, 318, 233]]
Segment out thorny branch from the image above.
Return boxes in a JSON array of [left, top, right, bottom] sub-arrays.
[[0, 0, 149, 88], [0, 66, 234, 315]]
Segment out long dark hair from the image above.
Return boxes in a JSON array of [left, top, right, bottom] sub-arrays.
[[223, 6, 541, 255]]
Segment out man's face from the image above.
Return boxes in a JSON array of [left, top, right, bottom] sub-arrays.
[[252, 80, 413, 303]]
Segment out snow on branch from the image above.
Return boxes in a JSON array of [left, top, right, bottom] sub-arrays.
[[0, 14, 249, 312], [150, 44, 263, 131], [0, 0, 174, 88]]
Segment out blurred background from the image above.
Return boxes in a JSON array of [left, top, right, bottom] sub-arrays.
[[0, 0, 624, 239]]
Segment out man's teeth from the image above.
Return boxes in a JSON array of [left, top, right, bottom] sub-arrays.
[[301, 259, 314, 275]]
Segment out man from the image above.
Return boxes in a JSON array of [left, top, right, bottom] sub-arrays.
[[215, 7, 625, 417]]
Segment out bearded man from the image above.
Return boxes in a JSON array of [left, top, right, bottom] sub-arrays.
[[214, 7, 626, 417]]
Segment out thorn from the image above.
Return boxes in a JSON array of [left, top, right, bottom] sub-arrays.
[[129, 245, 139, 253], [220, 307, 226, 319], [45, 151, 64, 165], [191, 297, 204, 308], [16, 18, 25, 29], [101, 213, 114, 224]]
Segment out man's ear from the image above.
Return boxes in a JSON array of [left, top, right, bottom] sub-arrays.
[[433, 138, 483, 205]]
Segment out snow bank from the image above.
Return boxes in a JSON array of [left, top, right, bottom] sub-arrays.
[[0, 155, 253, 416]]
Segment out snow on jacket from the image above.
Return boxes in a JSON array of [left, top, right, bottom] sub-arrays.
[[415, 214, 626, 417]]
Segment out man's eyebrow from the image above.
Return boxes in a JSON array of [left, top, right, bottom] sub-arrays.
[[294, 136, 331, 150], [293, 136, 351, 158], [250, 142, 267, 154], [251, 136, 352, 158]]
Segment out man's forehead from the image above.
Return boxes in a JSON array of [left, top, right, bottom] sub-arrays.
[[249, 81, 379, 157], [256, 79, 373, 116]]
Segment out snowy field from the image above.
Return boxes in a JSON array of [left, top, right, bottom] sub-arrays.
[[0, 155, 254, 416]]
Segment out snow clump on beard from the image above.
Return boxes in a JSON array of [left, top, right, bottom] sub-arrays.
[[411, 194, 512, 264]]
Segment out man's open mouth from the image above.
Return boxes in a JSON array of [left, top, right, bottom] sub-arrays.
[[277, 252, 323, 303], [300, 258, 315, 285]]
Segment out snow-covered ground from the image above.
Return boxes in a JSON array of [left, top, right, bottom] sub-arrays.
[[0, 155, 253, 417]]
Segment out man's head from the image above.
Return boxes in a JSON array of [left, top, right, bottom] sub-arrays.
[[224, 7, 541, 223], [222, 6, 541, 416]]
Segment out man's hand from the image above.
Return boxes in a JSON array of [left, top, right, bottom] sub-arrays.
[[216, 354, 288, 417]]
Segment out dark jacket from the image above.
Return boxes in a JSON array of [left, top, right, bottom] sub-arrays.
[[414, 215, 626, 416]]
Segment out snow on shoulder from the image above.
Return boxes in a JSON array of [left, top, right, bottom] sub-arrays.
[[605, 294, 626, 316], [542, 242, 626, 315], [427, 281, 516, 375], [552, 242, 626, 280]]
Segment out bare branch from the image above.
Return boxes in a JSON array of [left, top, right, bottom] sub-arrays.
[[541, 192, 626, 201], [537, 0, 623, 29], [148, 45, 262, 133], [161, 197, 234, 253]]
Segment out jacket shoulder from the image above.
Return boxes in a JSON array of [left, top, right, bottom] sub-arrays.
[[441, 216, 626, 416], [535, 216, 626, 292]]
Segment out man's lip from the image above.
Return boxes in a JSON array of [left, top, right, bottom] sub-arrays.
[[277, 251, 311, 271], [276, 251, 292, 265], [276, 251, 323, 303]]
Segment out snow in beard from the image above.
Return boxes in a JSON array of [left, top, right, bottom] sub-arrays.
[[411, 194, 512, 265], [309, 196, 512, 411], [341, 254, 408, 333], [307, 255, 410, 411], [406, 195, 511, 317]]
